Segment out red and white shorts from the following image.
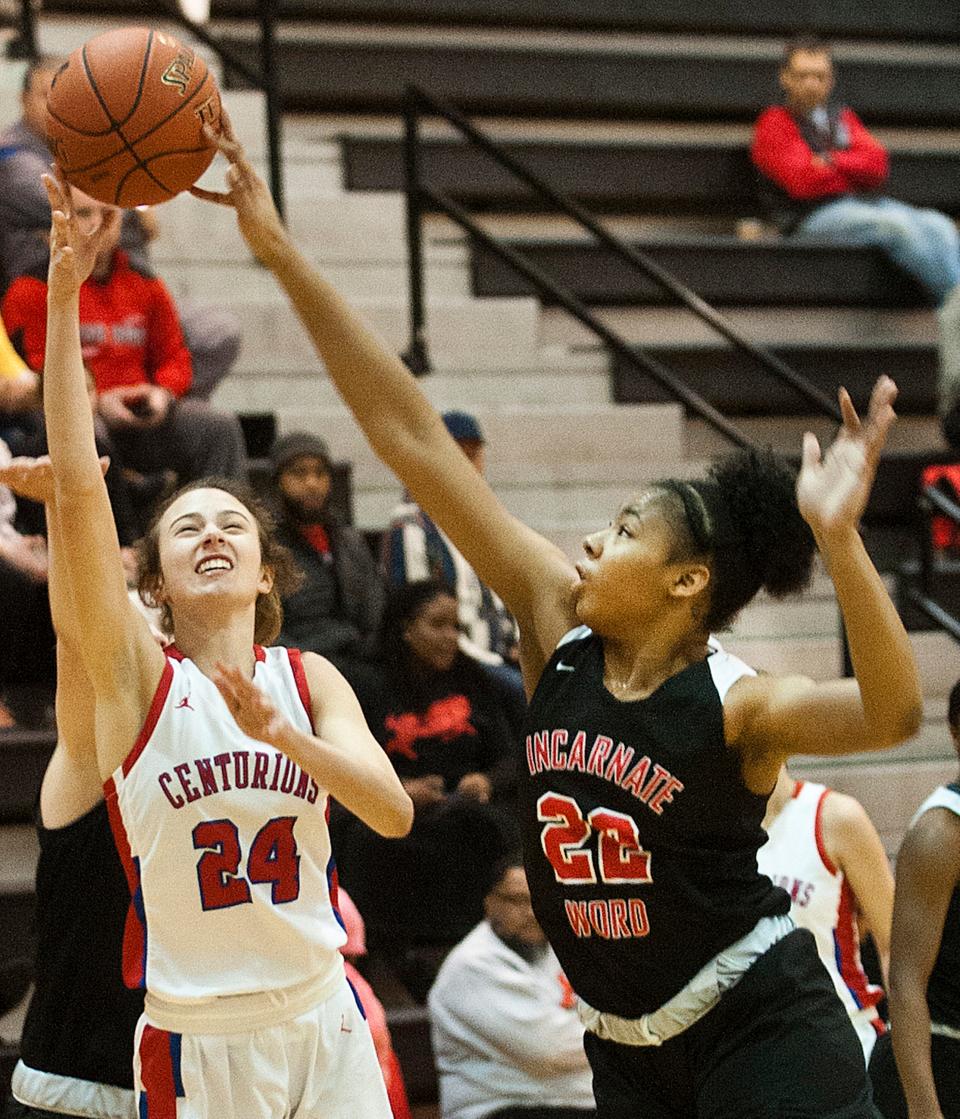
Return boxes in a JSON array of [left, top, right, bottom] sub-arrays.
[[134, 977, 391, 1119]]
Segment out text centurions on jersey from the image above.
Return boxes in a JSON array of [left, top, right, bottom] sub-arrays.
[[520, 628, 790, 1018], [757, 781, 884, 1036], [105, 645, 346, 1003]]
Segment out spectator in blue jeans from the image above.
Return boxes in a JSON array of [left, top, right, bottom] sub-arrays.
[[752, 35, 960, 442]]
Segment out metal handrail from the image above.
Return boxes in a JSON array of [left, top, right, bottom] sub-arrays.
[[15, 0, 285, 218], [403, 83, 843, 423], [401, 82, 960, 644]]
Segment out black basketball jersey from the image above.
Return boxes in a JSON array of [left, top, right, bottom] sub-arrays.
[[925, 782, 960, 1031], [20, 798, 144, 1089], [520, 627, 790, 1018]]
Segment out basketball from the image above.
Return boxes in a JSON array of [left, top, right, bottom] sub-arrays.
[[45, 27, 222, 208]]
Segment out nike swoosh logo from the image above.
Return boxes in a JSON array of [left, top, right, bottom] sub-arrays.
[[556, 661, 575, 672]]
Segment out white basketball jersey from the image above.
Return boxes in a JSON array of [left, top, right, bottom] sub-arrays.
[[757, 781, 884, 1033], [104, 645, 346, 1004]]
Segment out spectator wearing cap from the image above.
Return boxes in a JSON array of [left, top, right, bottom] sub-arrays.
[[270, 431, 385, 682], [382, 410, 523, 716]]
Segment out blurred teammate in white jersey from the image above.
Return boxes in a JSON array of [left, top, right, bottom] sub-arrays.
[[758, 765, 893, 1062]]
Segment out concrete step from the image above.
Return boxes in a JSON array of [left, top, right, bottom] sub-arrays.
[[215, 349, 612, 407], [266, 402, 684, 471], [540, 307, 937, 349], [218, 294, 542, 368]]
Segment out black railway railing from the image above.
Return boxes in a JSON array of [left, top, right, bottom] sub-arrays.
[[401, 82, 960, 645], [15, 0, 286, 219]]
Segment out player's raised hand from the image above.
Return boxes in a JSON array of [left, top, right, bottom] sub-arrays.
[[796, 375, 897, 541], [190, 109, 288, 267], [212, 661, 291, 747], [0, 454, 109, 504], [41, 167, 121, 304]]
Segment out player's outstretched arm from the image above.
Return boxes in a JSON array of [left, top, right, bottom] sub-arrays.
[[888, 808, 960, 1119], [823, 791, 894, 984], [731, 378, 922, 776], [193, 117, 578, 684], [39, 172, 167, 771], [212, 655, 413, 837]]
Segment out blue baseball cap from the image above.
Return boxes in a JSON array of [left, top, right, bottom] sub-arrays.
[[442, 410, 484, 443]]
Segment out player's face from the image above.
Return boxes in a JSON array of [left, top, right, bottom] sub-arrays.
[[403, 592, 460, 673], [485, 866, 546, 946], [277, 455, 332, 521], [573, 491, 694, 637], [157, 487, 271, 623], [780, 50, 834, 114]]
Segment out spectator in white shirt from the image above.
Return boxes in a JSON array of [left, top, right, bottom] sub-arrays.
[[428, 856, 596, 1119]]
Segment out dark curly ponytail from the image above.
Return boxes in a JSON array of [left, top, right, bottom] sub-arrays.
[[656, 447, 815, 632]]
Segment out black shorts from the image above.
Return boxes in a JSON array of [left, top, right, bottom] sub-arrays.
[[583, 929, 879, 1119], [868, 1029, 960, 1118]]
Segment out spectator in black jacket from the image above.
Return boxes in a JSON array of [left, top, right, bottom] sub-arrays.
[[270, 432, 385, 684], [334, 580, 514, 1002]]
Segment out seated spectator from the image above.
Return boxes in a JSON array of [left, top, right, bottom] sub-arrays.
[[0, 56, 241, 398], [751, 35, 960, 441], [758, 765, 892, 1064], [270, 431, 384, 682], [869, 680, 960, 1118], [428, 856, 596, 1119], [338, 889, 413, 1119], [335, 580, 514, 1002], [382, 409, 525, 725], [2, 186, 248, 488]]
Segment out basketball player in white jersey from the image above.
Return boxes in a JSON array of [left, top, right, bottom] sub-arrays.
[[36, 170, 413, 1119], [758, 765, 893, 1062]]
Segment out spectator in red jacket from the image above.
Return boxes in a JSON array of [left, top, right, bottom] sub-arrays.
[[2, 186, 247, 487], [751, 35, 960, 441]]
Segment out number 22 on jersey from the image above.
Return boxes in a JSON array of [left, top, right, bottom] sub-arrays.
[[538, 792, 652, 886]]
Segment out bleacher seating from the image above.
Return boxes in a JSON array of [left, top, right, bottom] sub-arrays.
[[469, 238, 928, 307], [213, 35, 960, 124], [36, 0, 960, 39], [343, 135, 960, 217]]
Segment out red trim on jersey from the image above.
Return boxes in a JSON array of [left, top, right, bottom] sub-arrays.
[[792, 780, 804, 799], [814, 788, 838, 876], [287, 648, 316, 733], [104, 776, 148, 989], [833, 878, 883, 1011], [121, 659, 175, 778], [254, 644, 266, 662], [163, 643, 184, 661], [138, 1025, 180, 1118]]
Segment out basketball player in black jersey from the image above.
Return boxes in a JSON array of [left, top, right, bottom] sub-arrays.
[[194, 116, 924, 1118], [0, 455, 143, 1119], [869, 679, 960, 1119]]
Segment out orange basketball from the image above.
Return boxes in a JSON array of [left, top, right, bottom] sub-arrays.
[[45, 27, 222, 208]]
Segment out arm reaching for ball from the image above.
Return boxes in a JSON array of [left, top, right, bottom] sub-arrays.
[[193, 116, 578, 690]]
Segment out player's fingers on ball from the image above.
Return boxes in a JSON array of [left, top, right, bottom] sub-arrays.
[[189, 186, 232, 206]]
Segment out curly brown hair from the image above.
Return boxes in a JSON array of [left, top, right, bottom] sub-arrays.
[[136, 477, 303, 646]]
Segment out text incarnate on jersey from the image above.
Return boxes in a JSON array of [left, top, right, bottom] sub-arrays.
[[525, 729, 684, 814], [158, 749, 319, 810]]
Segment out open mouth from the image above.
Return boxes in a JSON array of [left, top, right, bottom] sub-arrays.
[[195, 555, 233, 575]]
